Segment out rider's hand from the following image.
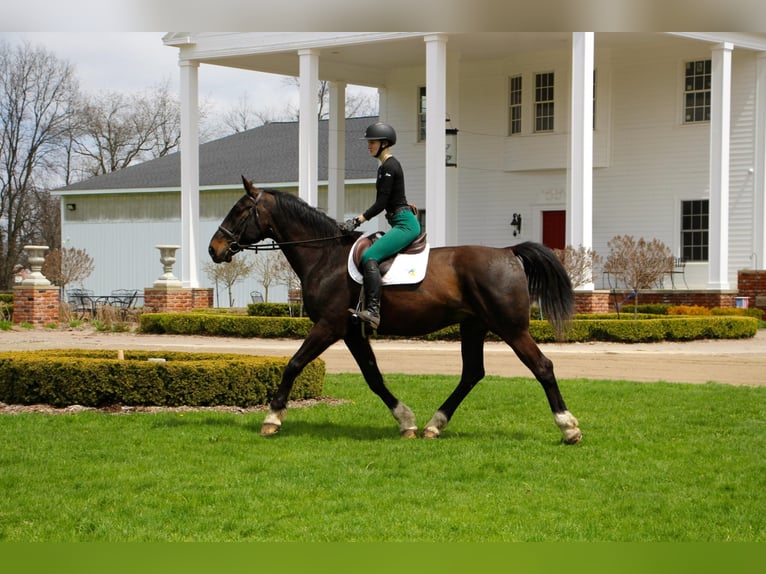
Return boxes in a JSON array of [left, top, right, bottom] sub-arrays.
[[341, 218, 360, 233]]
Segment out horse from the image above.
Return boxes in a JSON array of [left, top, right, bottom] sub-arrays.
[[208, 176, 582, 444]]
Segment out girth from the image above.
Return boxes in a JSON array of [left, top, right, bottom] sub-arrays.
[[352, 232, 428, 276]]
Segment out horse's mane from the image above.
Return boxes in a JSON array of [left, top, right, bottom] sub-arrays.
[[266, 189, 346, 238]]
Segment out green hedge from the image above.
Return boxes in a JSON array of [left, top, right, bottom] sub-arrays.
[[527, 316, 757, 343], [0, 349, 324, 408], [141, 313, 313, 338], [140, 312, 757, 343], [247, 302, 302, 317]]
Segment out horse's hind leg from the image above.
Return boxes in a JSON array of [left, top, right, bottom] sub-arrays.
[[505, 330, 582, 444], [345, 331, 418, 438], [423, 319, 488, 439]]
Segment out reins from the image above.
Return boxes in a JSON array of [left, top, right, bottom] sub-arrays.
[[238, 234, 347, 253], [220, 190, 349, 255]]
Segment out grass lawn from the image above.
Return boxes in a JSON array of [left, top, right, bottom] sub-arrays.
[[0, 374, 764, 542]]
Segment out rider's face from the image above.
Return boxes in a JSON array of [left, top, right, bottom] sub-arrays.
[[367, 140, 382, 156]]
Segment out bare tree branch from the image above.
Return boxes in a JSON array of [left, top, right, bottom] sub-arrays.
[[0, 40, 79, 289]]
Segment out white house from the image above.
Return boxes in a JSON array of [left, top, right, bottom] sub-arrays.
[[56, 32, 766, 307]]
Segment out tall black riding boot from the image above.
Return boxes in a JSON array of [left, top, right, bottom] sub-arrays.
[[357, 259, 382, 329]]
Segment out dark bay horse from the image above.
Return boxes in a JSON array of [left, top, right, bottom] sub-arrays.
[[208, 177, 582, 443]]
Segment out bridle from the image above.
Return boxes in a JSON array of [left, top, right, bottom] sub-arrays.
[[217, 194, 259, 255], [217, 194, 348, 256]]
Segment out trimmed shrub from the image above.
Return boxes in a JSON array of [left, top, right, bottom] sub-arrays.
[[0, 349, 324, 408], [668, 305, 711, 316], [247, 303, 300, 317], [140, 311, 758, 344]]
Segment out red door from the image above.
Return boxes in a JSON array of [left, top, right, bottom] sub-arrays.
[[542, 210, 566, 250]]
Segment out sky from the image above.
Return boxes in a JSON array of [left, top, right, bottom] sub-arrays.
[[0, 32, 373, 123]]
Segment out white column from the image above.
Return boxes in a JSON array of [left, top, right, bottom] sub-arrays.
[[445, 50, 460, 245], [328, 81, 346, 219], [179, 60, 200, 288], [298, 49, 319, 206], [567, 32, 595, 289], [708, 42, 733, 290], [424, 34, 448, 247], [754, 52, 766, 270]]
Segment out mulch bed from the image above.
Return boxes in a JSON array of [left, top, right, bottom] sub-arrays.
[[0, 396, 348, 415]]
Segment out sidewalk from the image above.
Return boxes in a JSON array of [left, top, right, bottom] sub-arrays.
[[1, 327, 764, 386]]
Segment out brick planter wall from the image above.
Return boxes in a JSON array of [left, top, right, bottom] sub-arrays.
[[574, 291, 611, 314], [191, 288, 214, 309], [12, 286, 60, 325], [573, 288, 751, 314], [143, 287, 214, 313], [606, 290, 738, 309], [737, 270, 766, 309]]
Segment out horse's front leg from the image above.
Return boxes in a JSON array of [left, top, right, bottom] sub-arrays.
[[344, 331, 418, 438], [261, 322, 337, 436]]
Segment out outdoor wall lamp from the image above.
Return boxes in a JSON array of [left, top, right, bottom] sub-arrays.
[[66, 203, 76, 211], [510, 213, 522, 236], [445, 118, 458, 167]]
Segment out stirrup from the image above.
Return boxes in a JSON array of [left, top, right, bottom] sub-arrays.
[[356, 309, 380, 329]]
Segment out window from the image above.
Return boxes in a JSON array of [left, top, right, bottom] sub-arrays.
[[684, 59, 711, 123], [681, 199, 709, 261], [535, 72, 555, 132], [508, 75, 522, 135], [418, 86, 427, 141]]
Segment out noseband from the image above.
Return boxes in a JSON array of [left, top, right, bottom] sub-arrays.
[[217, 194, 259, 255]]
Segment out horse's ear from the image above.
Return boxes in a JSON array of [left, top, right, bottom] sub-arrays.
[[241, 176, 262, 201]]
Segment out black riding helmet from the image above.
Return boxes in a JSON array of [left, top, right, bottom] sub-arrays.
[[362, 122, 396, 157]]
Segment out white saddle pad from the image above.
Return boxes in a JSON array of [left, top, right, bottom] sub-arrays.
[[347, 236, 430, 286]]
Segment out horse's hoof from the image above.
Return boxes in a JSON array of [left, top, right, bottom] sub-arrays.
[[421, 427, 440, 439], [260, 423, 281, 437], [563, 429, 582, 444], [400, 428, 418, 439]]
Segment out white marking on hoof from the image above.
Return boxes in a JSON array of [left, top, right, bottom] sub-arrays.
[[391, 402, 417, 436], [554, 411, 582, 444], [260, 409, 285, 436], [422, 411, 448, 439], [260, 423, 281, 437]]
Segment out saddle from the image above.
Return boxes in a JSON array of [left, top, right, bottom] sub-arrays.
[[347, 232, 430, 286], [352, 232, 428, 276]]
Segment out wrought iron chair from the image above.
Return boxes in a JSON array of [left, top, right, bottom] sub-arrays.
[[67, 288, 96, 318], [669, 257, 688, 289]]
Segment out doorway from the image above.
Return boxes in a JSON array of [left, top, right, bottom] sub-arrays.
[[542, 210, 566, 250]]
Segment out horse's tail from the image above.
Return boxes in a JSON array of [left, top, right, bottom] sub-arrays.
[[511, 241, 574, 339]]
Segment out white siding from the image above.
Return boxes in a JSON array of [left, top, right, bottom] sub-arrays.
[[59, 34, 764, 300]]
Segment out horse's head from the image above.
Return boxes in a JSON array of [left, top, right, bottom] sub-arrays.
[[208, 176, 273, 263]]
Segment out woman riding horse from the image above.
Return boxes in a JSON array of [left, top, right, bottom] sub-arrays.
[[209, 178, 581, 444], [343, 122, 420, 329]]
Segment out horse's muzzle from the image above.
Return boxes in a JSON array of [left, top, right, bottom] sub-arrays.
[[208, 243, 233, 263]]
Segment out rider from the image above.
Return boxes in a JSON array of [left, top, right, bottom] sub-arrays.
[[344, 122, 421, 329]]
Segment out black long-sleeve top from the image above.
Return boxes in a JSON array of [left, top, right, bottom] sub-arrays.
[[362, 156, 409, 221]]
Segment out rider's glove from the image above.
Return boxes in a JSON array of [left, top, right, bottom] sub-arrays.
[[341, 218, 360, 233]]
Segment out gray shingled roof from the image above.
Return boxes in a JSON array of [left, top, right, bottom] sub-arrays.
[[58, 116, 379, 192]]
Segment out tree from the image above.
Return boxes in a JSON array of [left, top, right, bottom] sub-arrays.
[[203, 254, 256, 307], [41, 246, 94, 292], [251, 251, 289, 303], [554, 244, 603, 289], [71, 80, 180, 178], [218, 92, 287, 135], [604, 235, 673, 315], [0, 40, 79, 290], [283, 78, 378, 121]]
